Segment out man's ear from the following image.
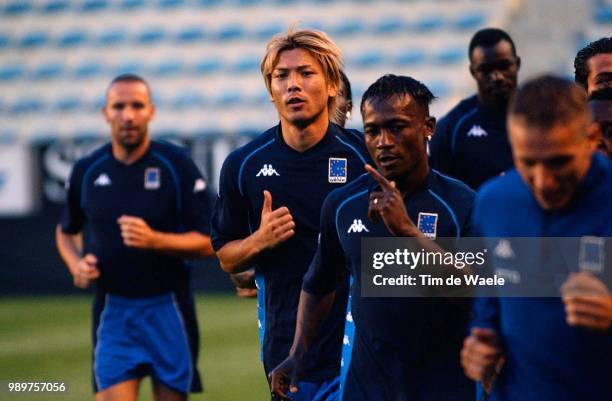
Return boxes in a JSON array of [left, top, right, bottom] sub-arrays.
[[328, 82, 338, 98], [101, 105, 109, 122], [469, 63, 477, 79], [586, 121, 602, 152], [425, 116, 436, 136]]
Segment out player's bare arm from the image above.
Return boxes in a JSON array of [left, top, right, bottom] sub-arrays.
[[55, 224, 100, 289], [230, 269, 258, 298], [216, 190, 295, 273], [117, 215, 213, 258], [270, 290, 336, 400]]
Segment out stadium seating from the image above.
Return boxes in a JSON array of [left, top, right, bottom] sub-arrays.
[[0, 64, 24, 81], [175, 26, 207, 43], [41, 0, 71, 14], [0, 0, 513, 141], [19, 31, 50, 49], [3, 1, 33, 16], [594, 3, 612, 24], [31, 62, 65, 81]]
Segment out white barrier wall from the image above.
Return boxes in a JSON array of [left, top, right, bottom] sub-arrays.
[[0, 141, 37, 215]]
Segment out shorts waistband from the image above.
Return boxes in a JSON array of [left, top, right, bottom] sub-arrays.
[[105, 293, 175, 308]]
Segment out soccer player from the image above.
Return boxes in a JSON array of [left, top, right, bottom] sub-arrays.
[[229, 70, 355, 300], [461, 75, 612, 401], [588, 87, 611, 157], [574, 37, 612, 95], [334, 70, 354, 127], [211, 29, 370, 400], [270, 74, 476, 401], [429, 28, 521, 189], [55, 74, 213, 401]]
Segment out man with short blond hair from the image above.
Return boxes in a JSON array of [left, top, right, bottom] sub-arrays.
[[212, 29, 370, 400]]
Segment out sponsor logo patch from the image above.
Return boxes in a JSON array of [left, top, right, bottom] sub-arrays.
[[417, 212, 438, 239], [329, 158, 347, 183], [144, 167, 160, 190]]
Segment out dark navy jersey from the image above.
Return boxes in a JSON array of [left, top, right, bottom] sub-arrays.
[[471, 154, 612, 401], [60, 141, 211, 298], [211, 122, 371, 381], [303, 170, 476, 401], [429, 94, 513, 190]]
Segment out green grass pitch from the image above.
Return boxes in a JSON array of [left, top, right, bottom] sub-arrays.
[[0, 293, 269, 401]]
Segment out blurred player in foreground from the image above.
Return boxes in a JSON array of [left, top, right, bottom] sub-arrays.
[[270, 74, 476, 401], [211, 29, 370, 400], [56, 74, 213, 401], [461, 75, 612, 401], [429, 28, 521, 189]]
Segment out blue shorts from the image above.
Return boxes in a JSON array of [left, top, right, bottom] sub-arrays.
[[92, 292, 202, 394], [274, 376, 340, 401]]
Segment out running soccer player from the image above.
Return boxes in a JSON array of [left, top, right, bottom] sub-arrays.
[[588, 87, 611, 157], [55, 74, 212, 401], [270, 75, 476, 401], [429, 28, 521, 189], [461, 75, 612, 401], [229, 69, 355, 299], [574, 37, 612, 95], [211, 29, 370, 400]]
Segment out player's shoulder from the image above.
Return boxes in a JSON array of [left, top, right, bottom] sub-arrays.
[[593, 153, 612, 181], [72, 142, 112, 174], [150, 140, 191, 161], [329, 123, 371, 163], [430, 169, 476, 208], [148, 140, 202, 176], [332, 124, 364, 144], [223, 126, 277, 169], [583, 154, 612, 199], [477, 169, 525, 205], [439, 94, 479, 124]]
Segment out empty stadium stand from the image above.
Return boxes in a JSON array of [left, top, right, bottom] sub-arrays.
[[0, 0, 517, 144]]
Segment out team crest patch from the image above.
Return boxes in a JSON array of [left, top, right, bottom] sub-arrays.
[[417, 212, 438, 239], [144, 167, 160, 190], [328, 158, 347, 183], [579, 236, 605, 274]]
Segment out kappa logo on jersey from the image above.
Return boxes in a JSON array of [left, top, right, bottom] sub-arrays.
[[467, 125, 488, 137], [144, 167, 160, 190], [417, 212, 438, 239], [93, 173, 112, 187], [346, 312, 353, 322], [494, 239, 515, 259], [329, 157, 347, 183], [256, 164, 280, 177], [347, 219, 369, 233], [193, 178, 206, 193]]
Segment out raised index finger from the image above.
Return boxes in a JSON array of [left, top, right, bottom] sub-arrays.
[[365, 164, 393, 190]]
